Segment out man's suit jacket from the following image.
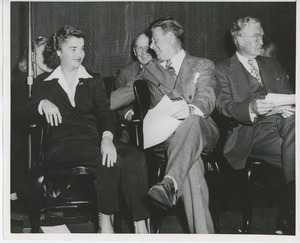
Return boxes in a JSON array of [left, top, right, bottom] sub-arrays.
[[110, 61, 141, 118], [215, 53, 294, 169], [143, 53, 216, 116], [142, 52, 218, 148]]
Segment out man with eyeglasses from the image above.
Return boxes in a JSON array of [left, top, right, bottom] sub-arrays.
[[143, 17, 219, 233], [110, 31, 154, 143], [215, 17, 295, 235]]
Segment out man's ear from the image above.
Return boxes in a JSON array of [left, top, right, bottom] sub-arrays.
[[133, 48, 137, 57], [166, 31, 175, 43], [236, 36, 244, 47]]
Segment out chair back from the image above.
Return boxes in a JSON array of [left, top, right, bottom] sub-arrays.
[[133, 79, 150, 120], [102, 76, 116, 99]]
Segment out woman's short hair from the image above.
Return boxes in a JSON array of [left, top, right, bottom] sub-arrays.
[[231, 17, 261, 45], [149, 16, 184, 44], [18, 36, 48, 73], [44, 25, 85, 69]]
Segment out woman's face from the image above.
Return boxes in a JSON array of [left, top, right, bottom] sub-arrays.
[[34, 43, 52, 75], [57, 36, 85, 71]]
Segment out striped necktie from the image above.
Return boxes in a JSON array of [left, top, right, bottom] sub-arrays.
[[166, 59, 177, 80], [248, 59, 262, 85]]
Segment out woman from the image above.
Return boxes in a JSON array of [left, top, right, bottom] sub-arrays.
[[21, 25, 150, 233], [11, 36, 52, 205]]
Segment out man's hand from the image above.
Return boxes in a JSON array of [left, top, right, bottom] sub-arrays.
[[101, 136, 117, 168], [281, 106, 295, 118], [39, 99, 62, 126], [169, 100, 190, 120], [250, 99, 275, 116]]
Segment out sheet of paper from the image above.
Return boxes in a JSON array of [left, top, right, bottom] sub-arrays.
[[264, 93, 295, 106], [143, 95, 182, 149], [41, 224, 71, 233]]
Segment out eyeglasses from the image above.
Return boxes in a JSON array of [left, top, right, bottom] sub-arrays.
[[239, 35, 265, 42], [135, 46, 149, 54]]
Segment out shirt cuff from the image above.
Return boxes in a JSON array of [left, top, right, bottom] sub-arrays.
[[102, 131, 114, 140], [124, 109, 134, 120], [189, 104, 206, 117], [249, 106, 257, 122]]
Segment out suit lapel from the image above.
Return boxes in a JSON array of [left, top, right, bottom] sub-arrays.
[[145, 60, 176, 90], [175, 54, 198, 95], [130, 61, 141, 77], [230, 54, 253, 98]]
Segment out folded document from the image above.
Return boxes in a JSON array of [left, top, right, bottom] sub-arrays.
[[264, 93, 295, 106], [143, 95, 182, 149]]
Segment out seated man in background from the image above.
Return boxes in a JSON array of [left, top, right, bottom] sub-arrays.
[[215, 17, 295, 235], [143, 17, 219, 233], [110, 31, 154, 143], [262, 39, 278, 59]]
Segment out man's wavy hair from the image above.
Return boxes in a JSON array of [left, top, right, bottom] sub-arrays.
[[44, 25, 85, 69], [230, 17, 261, 45], [149, 16, 184, 44]]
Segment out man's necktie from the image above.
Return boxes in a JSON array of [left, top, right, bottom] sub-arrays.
[[137, 66, 144, 80], [248, 59, 262, 85], [166, 59, 177, 80]]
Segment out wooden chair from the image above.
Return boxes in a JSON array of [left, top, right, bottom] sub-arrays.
[[24, 123, 99, 233]]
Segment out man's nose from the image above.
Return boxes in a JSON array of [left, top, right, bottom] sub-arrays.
[[150, 42, 154, 49]]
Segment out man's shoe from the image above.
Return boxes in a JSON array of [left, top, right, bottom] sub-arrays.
[[148, 178, 176, 210]]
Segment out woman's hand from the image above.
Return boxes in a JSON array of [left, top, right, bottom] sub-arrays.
[[39, 99, 62, 126], [101, 136, 117, 168]]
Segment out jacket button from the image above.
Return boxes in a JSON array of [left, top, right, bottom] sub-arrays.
[[157, 83, 160, 87], [189, 95, 192, 99]]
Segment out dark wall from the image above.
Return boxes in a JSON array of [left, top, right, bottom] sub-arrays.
[[11, 1, 296, 84]]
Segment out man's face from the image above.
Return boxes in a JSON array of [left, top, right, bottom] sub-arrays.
[[57, 37, 85, 71], [238, 22, 264, 58], [134, 34, 153, 65], [150, 27, 172, 61], [263, 43, 278, 59]]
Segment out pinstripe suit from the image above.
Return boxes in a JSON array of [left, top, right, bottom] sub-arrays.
[[142, 53, 219, 233], [215, 54, 295, 183]]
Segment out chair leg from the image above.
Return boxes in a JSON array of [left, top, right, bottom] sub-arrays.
[[205, 161, 221, 233], [239, 166, 254, 233], [151, 211, 162, 233], [29, 212, 41, 233], [210, 162, 221, 233]]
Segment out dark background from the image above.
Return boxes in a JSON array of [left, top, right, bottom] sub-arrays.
[[11, 1, 296, 88]]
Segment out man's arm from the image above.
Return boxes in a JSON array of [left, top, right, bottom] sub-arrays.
[[110, 70, 136, 112], [191, 59, 217, 117], [94, 76, 116, 136], [215, 63, 254, 125]]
